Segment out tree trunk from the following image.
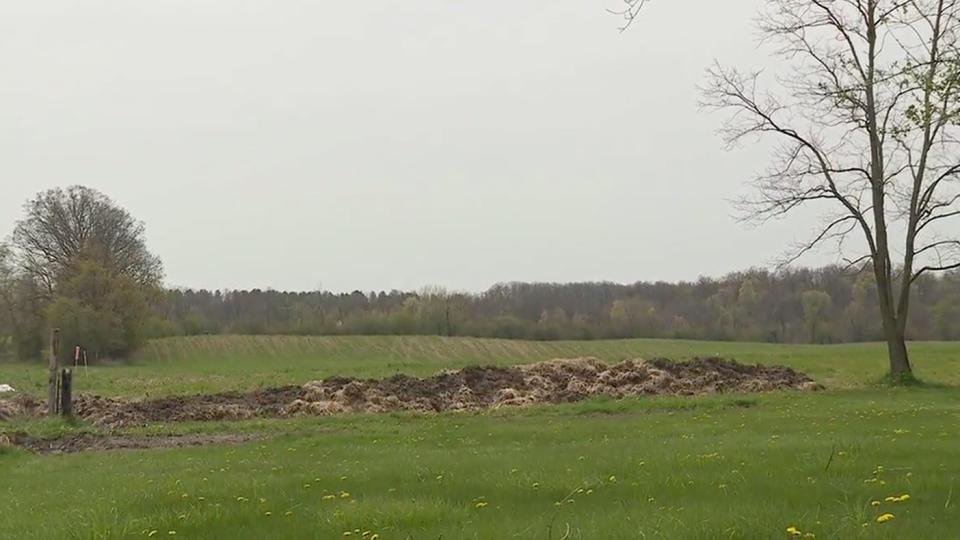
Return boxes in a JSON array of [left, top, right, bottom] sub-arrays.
[[886, 328, 912, 377]]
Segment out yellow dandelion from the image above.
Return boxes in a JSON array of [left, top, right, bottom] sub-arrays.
[[884, 496, 897, 502], [786, 526, 801, 536], [340, 492, 351, 499], [371, 535, 379, 540], [876, 513, 894, 523], [532, 482, 539, 489], [871, 500, 881, 506], [168, 532, 177, 537], [586, 489, 594, 495], [264, 511, 272, 517], [475, 501, 488, 508], [322, 494, 336, 501], [803, 534, 815, 538], [362, 531, 371, 537], [898, 494, 910, 502], [343, 533, 352, 537], [608, 475, 617, 483], [148, 532, 158, 538]]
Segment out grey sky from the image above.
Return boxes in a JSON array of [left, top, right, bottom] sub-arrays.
[[0, 0, 837, 293]]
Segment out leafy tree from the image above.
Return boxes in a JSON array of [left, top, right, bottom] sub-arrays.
[[47, 259, 151, 361], [13, 186, 162, 296], [8, 186, 163, 362], [801, 290, 833, 343]]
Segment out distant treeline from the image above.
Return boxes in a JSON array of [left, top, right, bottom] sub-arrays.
[[152, 267, 960, 343]]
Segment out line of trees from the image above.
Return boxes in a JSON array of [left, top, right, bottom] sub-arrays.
[[147, 267, 960, 344], [3, 186, 959, 365]]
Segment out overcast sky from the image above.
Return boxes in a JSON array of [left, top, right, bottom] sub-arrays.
[[0, 0, 838, 292]]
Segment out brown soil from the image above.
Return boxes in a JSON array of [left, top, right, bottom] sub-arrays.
[[0, 357, 822, 430], [8, 432, 262, 454]]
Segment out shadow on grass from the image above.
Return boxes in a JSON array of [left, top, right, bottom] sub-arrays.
[[873, 371, 957, 390]]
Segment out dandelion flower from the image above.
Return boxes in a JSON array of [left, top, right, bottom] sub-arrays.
[[343, 533, 352, 537], [340, 492, 351, 499], [871, 501, 881, 506], [148, 532, 158, 538], [884, 496, 897, 502], [322, 494, 336, 501], [876, 513, 894, 524], [898, 494, 910, 502], [371, 535, 379, 540], [168, 532, 177, 536], [786, 526, 801, 536], [608, 475, 617, 483], [532, 482, 539, 489]]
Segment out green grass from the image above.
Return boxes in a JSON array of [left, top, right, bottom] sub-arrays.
[[1, 336, 959, 539], [1, 335, 959, 397]]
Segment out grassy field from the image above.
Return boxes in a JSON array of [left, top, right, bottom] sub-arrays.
[[1, 336, 959, 539], [1, 335, 959, 398]]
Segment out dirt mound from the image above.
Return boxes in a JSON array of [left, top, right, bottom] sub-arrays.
[[285, 356, 820, 416], [9, 432, 262, 454], [72, 385, 305, 429], [0, 394, 45, 420], [0, 358, 820, 429]]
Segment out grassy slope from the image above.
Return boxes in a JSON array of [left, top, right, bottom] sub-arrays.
[[1, 335, 959, 397], [1, 336, 959, 539]]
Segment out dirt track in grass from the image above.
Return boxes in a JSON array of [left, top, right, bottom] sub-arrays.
[[4, 432, 262, 454]]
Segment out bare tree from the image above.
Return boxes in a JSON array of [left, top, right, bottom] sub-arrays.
[[624, 1, 960, 378], [12, 186, 163, 295]]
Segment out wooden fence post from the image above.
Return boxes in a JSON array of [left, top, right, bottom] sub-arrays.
[[47, 328, 60, 416], [59, 368, 72, 417]]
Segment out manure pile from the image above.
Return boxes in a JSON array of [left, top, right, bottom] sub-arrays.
[[0, 357, 821, 429]]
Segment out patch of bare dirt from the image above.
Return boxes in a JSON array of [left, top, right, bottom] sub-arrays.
[[0, 358, 821, 429], [9, 432, 262, 454], [0, 394, 45, 420]]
